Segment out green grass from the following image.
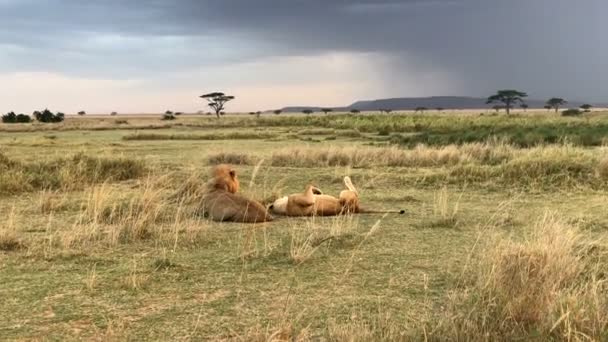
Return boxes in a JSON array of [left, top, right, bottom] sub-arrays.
[[0, 113, 607, 340]]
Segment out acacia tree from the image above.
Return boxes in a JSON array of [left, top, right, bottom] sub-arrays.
[[302, 109, 313, 115], [379, 108, 392, 114], [486, 90, 528, 115], [436, 107, 444, 112], [321, 108, 332, 115], [546, 98, 567, 113], [78, 111, 86, 116], [543, 105, 552, 112], [492, 105, 503, 113], [200, 92, 235, 119], [273, 109, 282, 115], [520, 103, 529, 112], [580, 104, 593, 112], [415, 107, 427, 114], [350, 109, 360, 114]]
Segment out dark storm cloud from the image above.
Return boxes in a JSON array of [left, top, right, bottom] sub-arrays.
[[1, 0, 607, 101]]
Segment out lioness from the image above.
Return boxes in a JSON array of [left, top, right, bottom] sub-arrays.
[[269, 177, 405, 217]]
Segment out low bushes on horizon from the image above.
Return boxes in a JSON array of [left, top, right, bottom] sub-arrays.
[[2, 112, 32, 124], [32, 109, 65, 123]]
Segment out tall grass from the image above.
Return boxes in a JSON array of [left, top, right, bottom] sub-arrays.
[[269, 143, 513, 168], [0, 152, 146, 195], [433, 213, 608, 340], [122, 132, 278, 141]]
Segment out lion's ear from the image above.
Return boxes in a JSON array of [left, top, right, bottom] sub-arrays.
[[229, 170, 236, 179]]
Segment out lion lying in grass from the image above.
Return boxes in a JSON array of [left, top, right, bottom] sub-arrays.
[[201, 164, 273, 223], [269, 176, 405, 217]]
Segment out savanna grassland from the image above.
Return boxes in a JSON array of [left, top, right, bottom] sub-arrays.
[[1, 112, 608, 340]]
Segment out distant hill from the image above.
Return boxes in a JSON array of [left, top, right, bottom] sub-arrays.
[[281, 96, 605, 113]]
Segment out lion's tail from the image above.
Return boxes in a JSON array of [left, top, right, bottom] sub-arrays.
[[343, 176, 358, 195], [358, 207, 406, 215]]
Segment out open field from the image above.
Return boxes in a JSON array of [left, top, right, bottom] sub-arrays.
[[1, 112, 608, 340]]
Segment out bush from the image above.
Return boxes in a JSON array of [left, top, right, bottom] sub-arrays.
[[562, 108, 582, 117], [33, 109, 64, 123], [2, 112, 31, 123], [78, 111, 86, 116], [162, 113, 176, 121]]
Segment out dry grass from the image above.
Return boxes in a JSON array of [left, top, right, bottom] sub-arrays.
[[269, 144, 514, 168], [208, 152, 253, 165], [433, 213, 608, 340], [122, 132, 278, 141], [428, 186, 461, 228], [0, 152, 146, 195], [0, 207, 23, 251]]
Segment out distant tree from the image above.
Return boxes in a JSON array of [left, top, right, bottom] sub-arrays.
[[321, 108, 333, 115], [492, 105, 503, 113], [33, 109, 64, 123], [175, 112, 183, 116], [546, 98, 568, 113], [520, 103, 529, 112], [162, 112, 176, 120], [2, 112, 31, 123], [200, 92, 235, 119], [273, 109, 282, 115], [486, 90, 528, 115], [543, 105, 552, 112], [379, 108, 392, 114], [350, 109, 360, 114], [562, 108, 583, 117], [110, 111, 118, 116], [248, 111, 256, 115], [302, 109, 313, 115], [436, 107, 444, 112], [77, 111, 86, 116], [415, 107, 427, 114], [580, 104, 593, 112]]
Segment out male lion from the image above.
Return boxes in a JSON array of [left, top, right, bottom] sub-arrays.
[[269, 176, 405, 217], [201, 164, 273, 223]]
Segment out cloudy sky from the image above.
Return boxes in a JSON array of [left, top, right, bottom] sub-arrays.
[[1, 0, 606, 114]]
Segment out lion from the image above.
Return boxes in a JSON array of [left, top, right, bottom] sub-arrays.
[[201, 164, 273, 223], [268, 176, 405, 217]]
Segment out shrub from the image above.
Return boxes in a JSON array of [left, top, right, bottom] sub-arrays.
[[33, 109, 64, 123], [2, 112, 31, 123], [78, 111, 86, 116], [562, 108, 582, 117], [110, 112, 118, 116], [162, 113, 176, 121]]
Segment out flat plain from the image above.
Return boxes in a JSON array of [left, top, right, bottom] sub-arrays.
[[1, 112, 607, 340]]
